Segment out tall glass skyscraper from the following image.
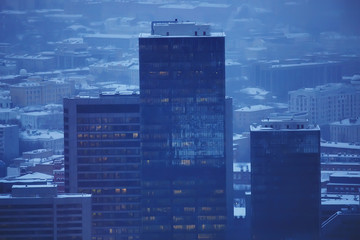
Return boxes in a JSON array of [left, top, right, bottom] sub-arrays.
[[139, 21, 228, 240], [64, 93, 141, 240], [250, 118, 320, 240]]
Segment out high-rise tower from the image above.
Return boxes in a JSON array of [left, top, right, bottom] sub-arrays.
[[139, 21, 229, 240], [250, 118, 320, 240], [64, 93, 141, 240]]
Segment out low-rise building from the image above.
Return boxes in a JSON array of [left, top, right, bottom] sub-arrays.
[[5, 53, 56, 72], [252, 60, 342, 99], [289, 83, 360, 125], [0, 185, 91, 239], [20, 110, 63, 130], [10, 79, 74, 107], [19, 129, 63, 154], [321, 141, 360, 156], [326, 172, 360, 195], [329, 118, 360, 143], [0, 108, 18, 123]]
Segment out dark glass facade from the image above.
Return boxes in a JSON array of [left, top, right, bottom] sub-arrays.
[[250, 126, 321, 240], [139, 33, 227, 240], [64, 94, 141, 240]]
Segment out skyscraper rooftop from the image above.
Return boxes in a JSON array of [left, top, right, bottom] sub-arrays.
[[250, 115, 319, 131], [139, 20, 224, 37]]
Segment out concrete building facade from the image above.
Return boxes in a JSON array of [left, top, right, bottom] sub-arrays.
[[329, 118, 360, 143], [289, 83, 360, 125], [10, 80, 74, 107]]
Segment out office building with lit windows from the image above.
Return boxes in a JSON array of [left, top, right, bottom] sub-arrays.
[[250, 118, 321, 240], [139, 21, 230, 240], [64, 93, 141, 240]]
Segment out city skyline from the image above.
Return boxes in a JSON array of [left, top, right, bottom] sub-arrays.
[[0, 1, 360, 240]]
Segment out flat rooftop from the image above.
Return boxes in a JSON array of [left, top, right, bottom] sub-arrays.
[[251, 118, 319, 131], [140, 20, 224, 38]]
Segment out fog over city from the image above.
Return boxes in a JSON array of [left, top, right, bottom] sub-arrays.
[[0, 0, 359, 240]]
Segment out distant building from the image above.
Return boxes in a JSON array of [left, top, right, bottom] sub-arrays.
[[233, 133, 250, 162], [19, 129, 63, 154], [0, 91, 12, 108], [64, 93, 141, 240], [53, 38, 90, 69], [326, 172, 360, 195], [10, 79, 75, 107], [251, 118, 320, 240], [252, 60, 342, 99], [83, 33, 137, 49], [0, 108, 18, 123], [289, 83, 360, 125], [321, 153, 360, 164], [234, 105, 274, 131], [0, 59, 16, 75], [89, 59, 139, 85], [231, 162, 251, 240], [329, 118, 360, 143], [321, 141, 360, 155], [54, 167, 65, 193], [233, 162, 251, 217], [0, 124, 19, 165], [0, 172, 52, 193], [20, 110, 63, 130], [0, 185, 91, 239], [5, 53, 56, 72], [0, 161, 6, 178], [22, 148, 54, 159]]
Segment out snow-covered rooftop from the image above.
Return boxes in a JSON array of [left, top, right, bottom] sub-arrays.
[[235, 105, 273, 112], [20, 130, 63, 140]]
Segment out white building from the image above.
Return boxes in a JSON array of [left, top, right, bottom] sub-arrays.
[[20, 110, 63, 130], [19, 129, 63, 154], [289, 83, 360, 125], [330, 118, 360, 143], [0, 185, 91, 239]]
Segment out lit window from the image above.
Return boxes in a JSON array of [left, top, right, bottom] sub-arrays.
[[173, 190, 182, 195], [180, 160, 191, 166], [159, 71, 168, 76], [173, 225, 183, 230]]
